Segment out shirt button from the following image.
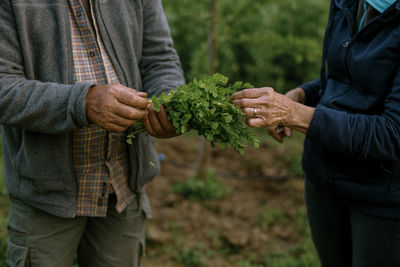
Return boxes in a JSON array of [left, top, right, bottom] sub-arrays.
[[89, 51, 96, 57], [97, 198, 103, 207]]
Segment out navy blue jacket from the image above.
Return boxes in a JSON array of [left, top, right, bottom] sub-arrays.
[[301, 0, 400, 218]]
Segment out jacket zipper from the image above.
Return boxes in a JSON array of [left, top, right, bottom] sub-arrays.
[[95, 2, 129, 85], [65, 7, 78, 218]]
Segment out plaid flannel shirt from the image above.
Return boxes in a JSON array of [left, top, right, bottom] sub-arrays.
[[68, 0, 135, 217]]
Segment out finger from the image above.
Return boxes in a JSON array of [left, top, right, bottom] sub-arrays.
[[147, 108, 168, 136], [231, 87, 272, 100], [113, 85, 149, 109], [143, 114, 157, 137], [136, 92, 147, 98], [113, 103, 147, 120], [157, 105, 175, 133], [246, 118, 266, 128], [106, 112, 139, 128], [241, 107, 261, 118], [267, 127, 283, 143], [284, 127, 292, 137], [232, 98, 265, 108]]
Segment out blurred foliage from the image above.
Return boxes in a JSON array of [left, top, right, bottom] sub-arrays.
[[175, 246, 206, 267], [163, 0, 329, 92], [261, 206, 319, 267]]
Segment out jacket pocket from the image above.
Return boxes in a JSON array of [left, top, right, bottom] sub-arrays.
[[14, 132, 74, 194], [6, 234, 29, 267], [131, 134, 160, 192]]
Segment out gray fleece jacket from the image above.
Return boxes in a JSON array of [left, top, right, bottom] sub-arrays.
[[0, 0, 184, 217]]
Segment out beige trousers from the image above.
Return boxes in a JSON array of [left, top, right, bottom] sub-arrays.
[[6, 192, 151, 267]]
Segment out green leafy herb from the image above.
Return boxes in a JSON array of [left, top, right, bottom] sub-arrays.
[[127, 73, 260, 153]]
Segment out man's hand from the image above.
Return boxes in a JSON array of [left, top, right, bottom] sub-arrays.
[[86, 84, 148, 132], [143, 104, 179, 138]]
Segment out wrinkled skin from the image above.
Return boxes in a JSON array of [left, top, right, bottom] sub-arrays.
[[231, 87, 315, 143]]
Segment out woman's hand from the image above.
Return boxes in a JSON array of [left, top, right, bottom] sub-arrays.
[[267, 87, 306, 142], [231, 87, 314, 142]]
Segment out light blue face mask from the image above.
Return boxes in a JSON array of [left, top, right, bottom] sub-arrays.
[[358, 0, 397, 31], [366, 0, 397, 13]]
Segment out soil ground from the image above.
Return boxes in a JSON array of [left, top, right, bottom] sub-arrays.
[[141, 134, 317, 267]]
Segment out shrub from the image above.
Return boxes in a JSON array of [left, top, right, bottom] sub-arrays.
[[171, 171, 229, 201]]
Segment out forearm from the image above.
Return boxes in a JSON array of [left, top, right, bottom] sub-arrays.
[[0, 77, 92, 133]]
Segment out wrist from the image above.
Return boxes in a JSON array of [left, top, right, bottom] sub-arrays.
[[287, 102, 315, 134], [285, 87, 305, 104]]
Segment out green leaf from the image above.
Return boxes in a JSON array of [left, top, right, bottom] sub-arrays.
[[223, 114, 232, 123]]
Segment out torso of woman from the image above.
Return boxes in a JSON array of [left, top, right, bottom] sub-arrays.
[[302, 0, 400, 218]]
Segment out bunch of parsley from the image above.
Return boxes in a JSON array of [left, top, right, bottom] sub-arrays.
[[127, 73, 260, 154]]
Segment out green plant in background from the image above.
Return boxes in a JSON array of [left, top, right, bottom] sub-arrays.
[[257, 205, 288, 232], [171, 170, 229, 201], [164, 0, 328, 92], [264, 251, 319, 267], [260, 206, 319, 267], [175, 246, 207, 267]]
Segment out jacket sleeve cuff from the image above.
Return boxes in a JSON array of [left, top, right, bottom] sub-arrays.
[[306, 105, 323, 142], [306, 105, 352, 155], [73, 82, 95, 127]]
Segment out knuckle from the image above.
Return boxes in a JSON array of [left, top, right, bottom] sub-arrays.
[[263, 87, 274, 94], [107, 85, 118, 95], [127, 94, 136, 106], [126, 108, 136, 119], [243, 90, 251, 98]]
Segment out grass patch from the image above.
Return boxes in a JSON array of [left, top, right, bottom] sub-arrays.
[[175, 246, 206, 267], [264, 248, 319, 267], [257, 205, 288, 231], [259, 205, 319, 267], [171, 170, 230, 201]]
